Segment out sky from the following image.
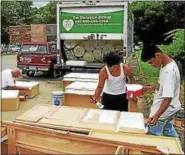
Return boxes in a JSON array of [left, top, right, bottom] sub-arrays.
[[32, 2, 49, 8]]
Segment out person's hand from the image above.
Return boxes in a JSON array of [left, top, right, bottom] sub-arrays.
[[19, 90, 28, 96], [90, 96, 97, 103], [24, 88, 29, 91], [147, 115, 159, 126], [130, 96, 138, 102], [143, 85, 151, 92], [143, 85, 156, 93]]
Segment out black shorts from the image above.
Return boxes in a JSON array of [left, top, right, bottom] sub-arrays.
[[101, 92, 128, 111], [2, 86, 12, 90]]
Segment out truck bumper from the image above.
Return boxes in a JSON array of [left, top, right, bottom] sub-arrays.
[[17, 65, 50, 72]]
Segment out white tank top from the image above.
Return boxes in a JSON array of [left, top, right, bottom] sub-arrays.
[[103, 63, 126, 95]]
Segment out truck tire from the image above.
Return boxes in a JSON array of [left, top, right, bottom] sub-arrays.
[[26, 71, 35, 77]]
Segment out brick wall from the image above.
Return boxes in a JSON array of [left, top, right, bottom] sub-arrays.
[[9, 25, 31, 44]]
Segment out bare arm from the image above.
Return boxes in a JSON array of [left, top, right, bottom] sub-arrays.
[[148, 97, 172, 125], [10, 86, 29, 90], [123, 64, 135, 83], [94, 68, 106, 101]]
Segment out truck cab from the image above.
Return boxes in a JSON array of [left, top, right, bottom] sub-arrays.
[[17, 42, 57, 77]]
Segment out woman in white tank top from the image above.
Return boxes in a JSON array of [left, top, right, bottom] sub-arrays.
[[92, 52, 134, 111]]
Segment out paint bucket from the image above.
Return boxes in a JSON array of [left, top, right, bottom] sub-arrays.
[[52, 91, 64, 106]]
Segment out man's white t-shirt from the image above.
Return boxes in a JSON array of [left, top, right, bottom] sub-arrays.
[[150, 60, 181, 119], [1, 69, 15, 88]]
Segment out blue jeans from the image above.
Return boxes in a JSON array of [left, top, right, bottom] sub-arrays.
[[147, 114, 179, 137]]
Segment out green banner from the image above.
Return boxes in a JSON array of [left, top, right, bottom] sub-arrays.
[[60, 11, 124, 33]]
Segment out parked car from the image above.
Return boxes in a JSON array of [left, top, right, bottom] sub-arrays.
[[8, 45, 21, 53], [1, 45, 8, 54]]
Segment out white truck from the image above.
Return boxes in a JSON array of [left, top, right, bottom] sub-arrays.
[[55, 0, 134, 74]]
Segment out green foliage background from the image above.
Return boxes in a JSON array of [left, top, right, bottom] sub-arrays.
[[159, 29, 185, 61]]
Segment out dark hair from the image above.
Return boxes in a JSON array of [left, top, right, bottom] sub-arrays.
[[141, 44, 162, 62], [103, 52, 121, 67]]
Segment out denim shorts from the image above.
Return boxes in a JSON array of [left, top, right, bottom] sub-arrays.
[[147, 113, 179, 137]]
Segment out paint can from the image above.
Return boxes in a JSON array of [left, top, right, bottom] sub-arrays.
[[52, 91, 64, 106]]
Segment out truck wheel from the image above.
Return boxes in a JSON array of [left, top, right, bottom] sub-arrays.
[[26, 71, 35, 77]]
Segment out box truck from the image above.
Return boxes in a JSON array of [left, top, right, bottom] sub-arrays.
[[18, 0, 134, 76], [55, 0, 134, 74]]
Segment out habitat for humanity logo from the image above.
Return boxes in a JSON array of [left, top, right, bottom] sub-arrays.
[[63, 19, 74, 31]]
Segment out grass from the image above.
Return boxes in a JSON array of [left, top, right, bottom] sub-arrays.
[[131, 50, 159, 85], [136, 50, 159, 77]]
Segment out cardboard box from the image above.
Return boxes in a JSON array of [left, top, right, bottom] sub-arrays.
[[16, 81, 40, 98], [1, 90, 20, 111], [64, 81, 98, 109]]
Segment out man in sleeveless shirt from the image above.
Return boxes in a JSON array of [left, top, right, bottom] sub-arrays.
[[141, 44, 181, 137], [91, 52, 134, 111]]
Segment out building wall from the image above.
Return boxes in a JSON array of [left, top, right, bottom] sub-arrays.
[[9, 25, 31, 44], [9, 24, 57, 44]]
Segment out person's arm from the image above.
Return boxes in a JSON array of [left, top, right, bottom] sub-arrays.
[[7, 76, 29, 90], [93, 68, 106, 101], [10, 86, 29, 90], [148, 71, 175, 125], [143, 85, 156, 93], [148, 98, 172, 125], [123, 64, 135, 83]]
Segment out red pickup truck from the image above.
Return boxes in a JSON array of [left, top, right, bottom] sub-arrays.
[[17, 42, 57, 77]]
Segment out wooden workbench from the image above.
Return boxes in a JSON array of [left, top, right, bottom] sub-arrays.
[[2, 104, 183, 155], [3, 121, 182, 155]]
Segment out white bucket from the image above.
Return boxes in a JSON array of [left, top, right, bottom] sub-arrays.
[[52, 91, 64, 106]]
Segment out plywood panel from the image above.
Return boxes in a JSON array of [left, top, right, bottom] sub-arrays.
[[39, 106, 118, 131], [16, 104, 56, 123], [16, 130, 118, 154], [64, 94, 98, 109], [39, 106, 87, 127], [90, 130, 183, 154], [1, 141, 8, 155], [1, 127, 7, 138], [17, 146, 45, 155]]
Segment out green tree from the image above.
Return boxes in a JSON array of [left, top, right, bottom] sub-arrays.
[[159, 29, 185, 61], [1, 1, 33, 43], [163, 2, 185, 32], [31, 2, 57, 24], [131, 1, 165, 44]]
